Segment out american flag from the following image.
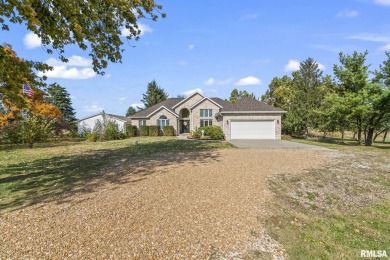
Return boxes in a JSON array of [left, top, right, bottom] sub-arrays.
[[23, 84, 34, 97]]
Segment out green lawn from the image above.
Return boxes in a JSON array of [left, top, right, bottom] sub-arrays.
[[256, 140, 390, 259], [0, 137, 233, 214]]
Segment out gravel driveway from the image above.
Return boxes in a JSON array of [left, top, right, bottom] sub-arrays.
[[1, 148, 331, 259]]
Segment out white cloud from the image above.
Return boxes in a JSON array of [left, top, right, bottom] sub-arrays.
[[379, 44, 390, 50], [285, 60, 300, 72], [188, 44, 195, 50], [204, 77, 215, 86], [183, 88, 203, 97], [121, 22, 153, 37], [119, 97, 126, 101], [241, 14, 258, 20], [236, 76, 262, 86], [374, 0, 390, 5], [203, 77, 233, 86], [317, 63, 326, 70], [347, 33, 390, 42], [39, 56, 96, 79], [23, 32, 41, 49], [46, 55, 92, 67], [104, 74, 112, 79], [83, 104, 103, 113], [130, 103, 144, 109], [336, 10, 359, 17]]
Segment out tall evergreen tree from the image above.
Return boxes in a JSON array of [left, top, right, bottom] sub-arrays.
[[46, 83, 76, 122], [289, 58, 327, 136], [141, 80, 169, 108]]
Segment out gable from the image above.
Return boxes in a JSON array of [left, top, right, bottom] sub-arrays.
[[173, 92, 205, 113], [147, 106, 179, 118]]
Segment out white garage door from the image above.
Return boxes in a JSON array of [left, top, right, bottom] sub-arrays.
[[231, 120, 275, 139]]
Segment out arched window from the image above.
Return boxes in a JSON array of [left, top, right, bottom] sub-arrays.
[[157, 115, 169, 129], [180, 108, 190, 118]]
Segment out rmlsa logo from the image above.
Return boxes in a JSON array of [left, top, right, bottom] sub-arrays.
[[361, 250, 388, 258]]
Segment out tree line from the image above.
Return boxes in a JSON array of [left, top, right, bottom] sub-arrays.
[[261, 52, 390, 146]]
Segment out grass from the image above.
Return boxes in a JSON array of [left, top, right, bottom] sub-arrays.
[[258, 142, 390, 259], [291, 136, 390, 150], [0, 136, 234, 214]]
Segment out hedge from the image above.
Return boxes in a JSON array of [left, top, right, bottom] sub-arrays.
[[149, 125, 159, 136], [163, 125, 174, 136], [139, 125, 149, 136], [126, 125, 137, 137], [193, 125, 224, 140]]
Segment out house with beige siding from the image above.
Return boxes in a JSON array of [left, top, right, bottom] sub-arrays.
[[129, 92, 285, 140]]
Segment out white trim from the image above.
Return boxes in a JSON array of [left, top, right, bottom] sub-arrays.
[[146, 105, 179, 118], [172, 91, 205, 109], [190, 97, 223, 109], [220, 111, 286, 114]]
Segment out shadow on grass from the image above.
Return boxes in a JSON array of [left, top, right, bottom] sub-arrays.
[[0, 139, 228, 214], [0, 138, 86, 151]]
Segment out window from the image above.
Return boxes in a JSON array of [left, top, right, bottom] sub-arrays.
[[157, 115, 169, 129], [200, 119, 213, 127], [200, 109, 212, 117], [139, 119, 146, 126], [180, 108, 190, 118]]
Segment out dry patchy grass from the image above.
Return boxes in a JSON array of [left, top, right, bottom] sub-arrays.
[[258, 142, 390, 259]]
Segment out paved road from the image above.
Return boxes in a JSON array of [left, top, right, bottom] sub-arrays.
[[228, 139, 321, 149]]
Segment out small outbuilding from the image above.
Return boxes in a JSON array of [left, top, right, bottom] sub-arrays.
[[77, 111, 131, 134]]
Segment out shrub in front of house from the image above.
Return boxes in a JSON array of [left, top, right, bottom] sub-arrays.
[[102, 121, 123, 140], [139, 125, 149, 136], [126, 125, 137, 137], [149, 125, 159, 136], [163, 126, 174, 136], [86, 132, 100, 142], [193, 125, 224, 140]]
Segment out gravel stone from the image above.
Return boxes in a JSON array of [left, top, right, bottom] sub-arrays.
[[0, 148, 331, 259]]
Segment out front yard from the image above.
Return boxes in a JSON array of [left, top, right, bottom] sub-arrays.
[[0, 137, 389, 259], [0, 137, 233, 214]]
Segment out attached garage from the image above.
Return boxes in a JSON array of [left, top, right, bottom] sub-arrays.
[[230, 120, 275, 139]]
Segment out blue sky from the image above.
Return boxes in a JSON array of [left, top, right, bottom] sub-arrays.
[[2, 0, 390, 118]]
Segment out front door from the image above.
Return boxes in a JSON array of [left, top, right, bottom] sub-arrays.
[[181, 120, 190, 133]]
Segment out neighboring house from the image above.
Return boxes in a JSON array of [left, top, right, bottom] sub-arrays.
[[129, 92, 286, 140], [77, 112, 131, 134]]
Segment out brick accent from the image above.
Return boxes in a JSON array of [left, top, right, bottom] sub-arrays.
[[191, 99, 221, 131]]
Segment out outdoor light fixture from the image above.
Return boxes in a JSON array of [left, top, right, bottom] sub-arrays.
[[277, 119, 280, 124], [226, 120, 229, 125]]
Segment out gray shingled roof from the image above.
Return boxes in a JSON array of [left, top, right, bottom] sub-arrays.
[[129, 98, 183, 118], [219, 97, 285, 112], [129, 97, 284, 119]]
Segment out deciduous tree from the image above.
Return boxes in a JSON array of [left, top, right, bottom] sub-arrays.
[[0, 1, 165, 74]]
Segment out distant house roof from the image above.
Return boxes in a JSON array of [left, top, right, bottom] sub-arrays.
[[129, 96, 285, 119], [78, 112, 132, 123]]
